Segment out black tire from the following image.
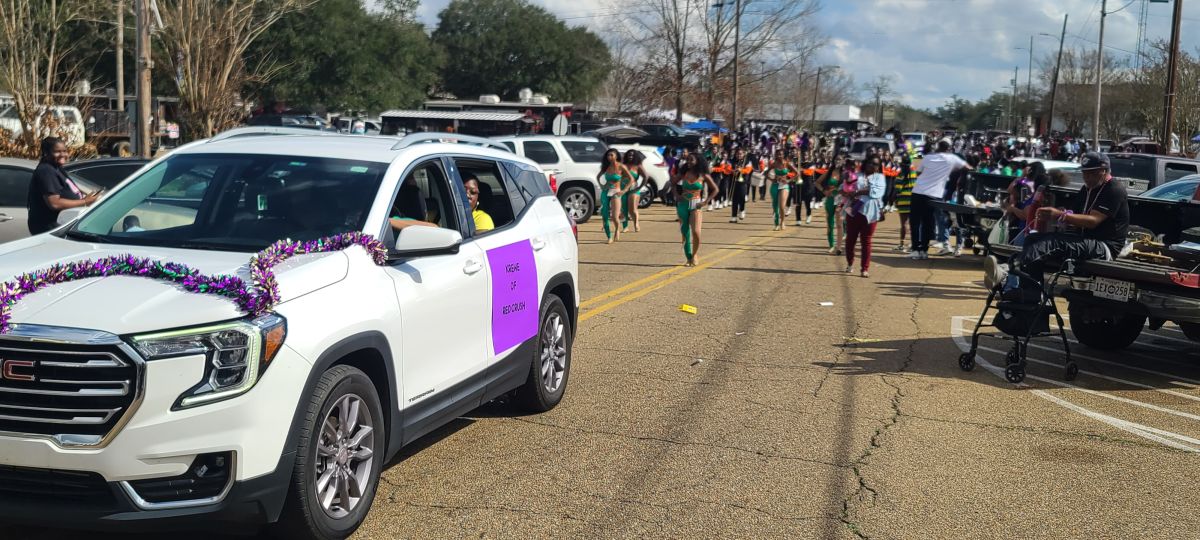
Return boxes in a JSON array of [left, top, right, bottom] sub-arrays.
[[559, 186, 595, 224], [1179, 322, 1200, 342], [1005, 364, 1025, 384], [638, 184, 656, 209], [516, 294, 573, 412], [1068, 303, 1146, 351], [274, 366, 385, 540], [958, 352, 975, 371]]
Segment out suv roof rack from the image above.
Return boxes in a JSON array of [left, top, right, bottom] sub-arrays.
[[207, 126, 338, 143], [391, 132, 511, 153]]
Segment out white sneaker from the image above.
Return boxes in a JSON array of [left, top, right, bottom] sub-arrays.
[[707, 203, 714, 211], [805, 216, 813, 224], [785, 208, 793, 216], [795, 220, 803, 226], [729, 217, 738, 223], [936, 246, 954, 256], [909, 250, 925, 260], [929, 241, 944, 250], [739, 211, 746, 220], [845, 265, 854, 273], [953, 246, 963, 257]]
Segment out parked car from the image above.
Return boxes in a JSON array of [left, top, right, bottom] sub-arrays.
[[247, 114, 335, 131], [1102, 153, 1200, 194], [609, 143, 671, 207], [635, 123, 703, 149], [1140, 175, 1200, 201], [493, 135, 607, 223], [901, 132, 926, 154], [847, 137, 895, 161], [0, 157, 149, 243], [583, 125, 649, 144], [0, 105, 87, 148], [0, 130, 578, 538]]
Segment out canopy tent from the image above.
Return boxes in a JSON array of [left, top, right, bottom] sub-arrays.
[[683, 120, 727, 133]]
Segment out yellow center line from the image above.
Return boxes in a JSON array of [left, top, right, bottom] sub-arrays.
[[578, 234, 763, 309], [579, 231, 784, 322]]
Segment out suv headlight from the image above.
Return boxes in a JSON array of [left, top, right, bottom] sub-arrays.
[[131, 314, 287, 409]]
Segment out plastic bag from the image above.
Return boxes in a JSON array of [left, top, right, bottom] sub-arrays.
[[987, 216, 1009, 246]]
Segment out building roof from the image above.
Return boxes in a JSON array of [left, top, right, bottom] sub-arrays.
[[424, 99, 573, 108], [380, 110, 529, 122]]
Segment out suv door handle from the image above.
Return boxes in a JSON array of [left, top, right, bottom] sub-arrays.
[[531, 238, 546, 251], [0, 213, 10, 223], [463, 259, 483, 275]]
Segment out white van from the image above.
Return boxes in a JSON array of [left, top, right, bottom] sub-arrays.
[[0, 105, 87, 148]]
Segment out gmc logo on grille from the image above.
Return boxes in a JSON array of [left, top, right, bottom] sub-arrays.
[[1, 360, 36, 382]]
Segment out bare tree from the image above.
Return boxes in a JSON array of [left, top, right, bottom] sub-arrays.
[[0, 0, 97, 152], [619, 0, 696, 124], [862, 75, 895, 126], [156, 0, 310, 140]]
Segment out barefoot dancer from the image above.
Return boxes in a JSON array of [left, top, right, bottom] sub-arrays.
[[670, 153, 718, 266], [597, 149, 633, 244]]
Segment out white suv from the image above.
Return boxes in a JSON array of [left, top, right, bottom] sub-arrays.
[[0, 130, 578, 539], [493, 135, 606, 223]]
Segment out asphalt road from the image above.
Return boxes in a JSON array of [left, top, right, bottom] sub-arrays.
[[17, 195, 1200, 539]]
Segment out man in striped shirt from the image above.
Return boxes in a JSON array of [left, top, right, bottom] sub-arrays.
[[892, 153, 917, 252]]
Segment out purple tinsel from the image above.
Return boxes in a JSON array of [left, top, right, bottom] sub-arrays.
[[0, 232, 388, 334]]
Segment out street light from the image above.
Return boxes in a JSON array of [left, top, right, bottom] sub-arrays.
[[809, 65, 839, 134]]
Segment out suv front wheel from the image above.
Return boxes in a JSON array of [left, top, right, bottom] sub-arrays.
[[516, 294, 573, 412], [276, 365, 385, 540], [559, 186, 595, 224]]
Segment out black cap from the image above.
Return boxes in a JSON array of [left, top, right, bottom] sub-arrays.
[[1079, 151, 1110, 171]]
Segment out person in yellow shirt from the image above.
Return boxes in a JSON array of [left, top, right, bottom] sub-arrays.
[[463, 174, 495, 233]]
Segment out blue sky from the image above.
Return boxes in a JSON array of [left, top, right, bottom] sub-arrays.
[[391, 0, 1200, 110]]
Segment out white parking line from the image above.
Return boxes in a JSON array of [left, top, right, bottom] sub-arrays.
[[1000, 337, 1200, 388], [952, 316, 1200, 453], [973, 343, 1200, 404]]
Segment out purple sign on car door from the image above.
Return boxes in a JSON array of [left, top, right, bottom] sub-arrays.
[[486, 240, 539, 354]]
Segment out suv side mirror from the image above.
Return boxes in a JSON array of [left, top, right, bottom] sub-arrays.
[[387, 226, 462, 261], [57, 207, 84, 226]]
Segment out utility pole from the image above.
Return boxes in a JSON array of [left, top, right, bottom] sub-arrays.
[[1009, 67, 1017, 132], [810, 68, 823, 133], [135, 0, 152, 158], [1048, 14, 1068, 135], [1025, 34, 1033, 133], [116, 0, 124, 112], [1093, 0, 1107, 149], [731, 0, 742, 132], [1162, 0, 1184, 155]]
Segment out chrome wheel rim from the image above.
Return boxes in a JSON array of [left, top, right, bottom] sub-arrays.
[[540, 312, 568, 393], [315, 393, 375, 520], [563, 193, 588, 220]]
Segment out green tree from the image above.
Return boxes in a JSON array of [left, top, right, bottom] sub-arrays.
[[433, 0, 611, 101], [248, 0, 441, 112]]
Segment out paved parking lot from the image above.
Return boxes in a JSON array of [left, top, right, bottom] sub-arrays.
[[18, 198, 1200, 539]]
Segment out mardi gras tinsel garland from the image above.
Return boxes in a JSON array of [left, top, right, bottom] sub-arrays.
[[0, 232, 388, 334]]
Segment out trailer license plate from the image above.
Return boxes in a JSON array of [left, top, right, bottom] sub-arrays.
[[1090, 277, 1135, 302]]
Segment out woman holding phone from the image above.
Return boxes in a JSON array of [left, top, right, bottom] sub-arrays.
[[26, 137, 100, 234], [670, 153, 719, 266]]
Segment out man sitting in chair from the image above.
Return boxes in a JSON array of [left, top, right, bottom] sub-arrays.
[[988, 152, 1129, 297]]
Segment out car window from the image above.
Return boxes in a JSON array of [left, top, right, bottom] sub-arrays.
[[499, 141, 516, 152], [1146, 180, 1199, 200], [0, 107, 17, 119], [0, 166, 29, 207], [395, 160, 456, 231], [455, 159, 519, 234], [502, 161, 552, 203], [1164, 162, 1199, 182], [523, 141, 559, 165], [74, 153, 387, 250], [561, 141, 606, 163], [67, 163, 144, 190], [1109, 157, 1155, 181]]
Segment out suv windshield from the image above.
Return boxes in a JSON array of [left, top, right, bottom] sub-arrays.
[[70, 153, 387, 251], [561, 141, 606, 163]]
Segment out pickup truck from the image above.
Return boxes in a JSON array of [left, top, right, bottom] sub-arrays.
[[990, 188, 1200, 350], [1080, 153, 1200, 194]]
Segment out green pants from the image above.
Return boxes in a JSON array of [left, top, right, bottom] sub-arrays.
[[824, 196, 837, 248], [676, 201, 694, 259], [770, 183, 789, 226], [600, 191, 617, 239]]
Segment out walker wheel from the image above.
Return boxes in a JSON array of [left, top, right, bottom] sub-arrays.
[[1004, 364, 1025, 384], [1005, 348, 1019, 366], [1064, 363, 1079, 381], [958, 352, 976, 372]]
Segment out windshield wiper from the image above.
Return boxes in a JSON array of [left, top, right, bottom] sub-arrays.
[[177, 241, 255, 252], [64, 230, 112, 244]]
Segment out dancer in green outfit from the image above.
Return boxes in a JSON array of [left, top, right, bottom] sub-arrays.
[[621, 149, 648, 233], [597, 149, 634, 244], [817, 158, 849, 255], [670, 153, 718, 266], [768, 150, 798, 231]]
